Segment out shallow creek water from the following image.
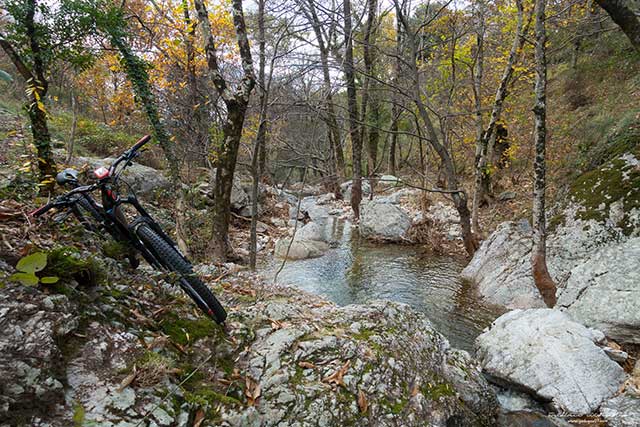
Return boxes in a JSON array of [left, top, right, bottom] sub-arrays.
[[263, 217, 504, 352]]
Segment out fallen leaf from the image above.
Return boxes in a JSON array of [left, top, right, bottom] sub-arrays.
[[298, 361, 316, 369], [323, 360, 351, 387], [193, 408, 205, 427], [117, 367, 137, 392], [411, 383, 420, 397], [357, 389, 368, 413], [245, 376, 261, 406]]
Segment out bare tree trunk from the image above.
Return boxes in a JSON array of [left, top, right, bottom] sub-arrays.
[[250, 0, 267, 270], [394, 0, 478, 256], [596, 0, 640, 51], [362, 0, 379, 177], [532, 0, 557, 308], [343, 0, 363, 219], [471, 0, 525, 234], [194, 0, 256, 261], [388, 11, 403, 176], [389, 104, 399, 175], [66, 89, 78, 164], [471, 0, 486, 233]]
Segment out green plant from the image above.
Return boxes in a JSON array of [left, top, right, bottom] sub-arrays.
[[9, 252, 59, 286]]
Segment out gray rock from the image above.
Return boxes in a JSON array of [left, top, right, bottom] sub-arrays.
[[340, 180, 372, 201], [476, 309, 626, 415], [360, 201, 411, 242], [461, 222, 545, 308], [225, 299, 498, 426], [378, 175, 401, 187], [274, 238, 329, 260], [557, 237, 640, 344], [498, 411, 573, 427], [497, 191, 517, 201], [73, 156, 171, 198], [601, 393, 640, 427]]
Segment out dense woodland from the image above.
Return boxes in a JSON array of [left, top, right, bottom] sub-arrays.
[[2, 0, 639, 303], [1, 0, 640, 425]]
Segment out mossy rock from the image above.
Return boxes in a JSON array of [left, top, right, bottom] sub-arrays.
[[160, 313, 223, 346], [44, 246, 105, 287], [570, 153, 640, 234], [578, 113, 640, 172]]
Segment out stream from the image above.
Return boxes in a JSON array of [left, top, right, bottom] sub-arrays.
[[264, 217, 504, 352]]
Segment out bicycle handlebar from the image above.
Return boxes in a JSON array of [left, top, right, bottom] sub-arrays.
[[110, 135, 152, 180], [130, 134, 151, 153]]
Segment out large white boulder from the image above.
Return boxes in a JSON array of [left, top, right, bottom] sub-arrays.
[[476, 309, 626, 415], [557, 237, 640, 343], [461, 221, 545, 308], [74, 156, 171, 198], [360, 200, 411, 242], [274, 222, 329, 260]]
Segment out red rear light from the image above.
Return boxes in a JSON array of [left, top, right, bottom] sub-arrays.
[[94, 167, 110, 179]]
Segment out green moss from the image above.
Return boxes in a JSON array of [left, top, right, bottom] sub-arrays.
[[578, 113, 640, 171], [421, 381, 456, 400], [160, 314, 221, 346], [101, 240, 132, 261], [44, 246, 104, 286], [570, 156, 640, 233], [72, 403, 85, 427], [184, 388, 242, 407], [352, 329, 375, 341]]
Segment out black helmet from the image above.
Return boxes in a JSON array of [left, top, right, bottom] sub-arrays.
[[55, 168, 79, 186]]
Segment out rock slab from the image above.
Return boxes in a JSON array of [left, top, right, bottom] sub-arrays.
[[360, 201, 411, 242], [476, 309, 626, 415]]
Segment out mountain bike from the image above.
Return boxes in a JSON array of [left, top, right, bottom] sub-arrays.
[[30, 135, 227, 323]]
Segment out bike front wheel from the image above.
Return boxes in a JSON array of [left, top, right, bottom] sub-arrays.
[[136, 224, 227, 323]]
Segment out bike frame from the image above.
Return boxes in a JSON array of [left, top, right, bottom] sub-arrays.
[[32, 135, 188, 275]]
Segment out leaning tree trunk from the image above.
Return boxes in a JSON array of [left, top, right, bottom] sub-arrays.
[[394, 0, 478, 256], [194, 0, 256, 261], [0, 3, 56, 191], [109, 35, 180, 184], [596, 0, 640, 51], [471, 0, 525, 234], [343, 0, 363, 219], [531, 0, 557, 307]]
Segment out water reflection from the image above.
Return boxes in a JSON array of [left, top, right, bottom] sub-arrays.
[[264, 218, 503, 352]]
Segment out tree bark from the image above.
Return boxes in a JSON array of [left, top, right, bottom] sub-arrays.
[[394, 0, 478, 256], [471, 0, 486, 233], [109, 34, 180, 183], [194, 0, 256, 261], [0, 3, 56, 190], [300, 0, 345, 183], [250, 0, 267, 270], [361, 0, 379, 177], [343, 0, 363, 219], [532, 0, 557, 308], [596, 0, 640, 51], [471, 0, 525, 234]]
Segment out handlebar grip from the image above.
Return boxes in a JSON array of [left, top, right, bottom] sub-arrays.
[[30, 203, 55, 217], [131, 135, 151, 153]]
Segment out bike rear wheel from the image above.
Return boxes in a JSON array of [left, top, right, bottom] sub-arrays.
[[136, 224, 227, 323]]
